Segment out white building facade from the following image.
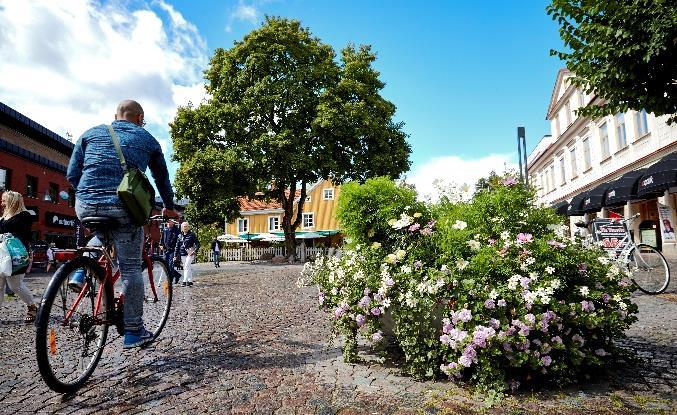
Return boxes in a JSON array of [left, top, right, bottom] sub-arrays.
[[528, 69, 677, 255]]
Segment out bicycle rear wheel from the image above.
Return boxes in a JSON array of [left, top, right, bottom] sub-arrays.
[[35, 256, 112, 394], [142, 256, 172, 339], [628, 244, 670, 294]]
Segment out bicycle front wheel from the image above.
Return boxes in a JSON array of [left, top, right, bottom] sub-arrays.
[[35, 256, 112, 394], [142, 256, 172, 339], [628, 244, 670, 294]]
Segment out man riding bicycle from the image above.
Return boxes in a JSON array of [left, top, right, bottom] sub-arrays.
[[67, 100, 178, 349]]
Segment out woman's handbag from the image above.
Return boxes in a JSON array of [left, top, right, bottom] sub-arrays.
[[107, 125, 156, 226], [0, 233, 29, 276]]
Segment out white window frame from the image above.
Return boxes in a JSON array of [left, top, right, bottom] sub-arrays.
[[302, 212, 314, 228], [268, 215, 281, 232], [559, 157, 566, 185], [322, 188, 335, 200], [565, 101, 572, 126], [305, 195, 311, 202], [615, 113, 627, 149], [582, 136, 591, 170], [635, 109, 648, 138], [237, 218, 249, 233], [599, 121, 610, 159], [569, 147, 577, 178]]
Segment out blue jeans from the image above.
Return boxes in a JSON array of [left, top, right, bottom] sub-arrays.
[[75, 200, 144, 332], [213, 251, 220, 266], [164, 250, 179, 282]]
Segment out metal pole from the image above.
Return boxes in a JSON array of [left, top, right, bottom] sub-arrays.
[[517, 128, 524, 183], [518, 127, 528, 188]]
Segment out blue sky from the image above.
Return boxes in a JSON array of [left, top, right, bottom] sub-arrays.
[[0, 0, 565, 197]]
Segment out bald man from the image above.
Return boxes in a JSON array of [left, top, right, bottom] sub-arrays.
[[67, 99, 179, 349]]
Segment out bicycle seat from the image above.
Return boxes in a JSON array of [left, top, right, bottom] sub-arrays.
[[80, 217, 119, 232]]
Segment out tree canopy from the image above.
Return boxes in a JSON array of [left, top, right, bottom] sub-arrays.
[[170, 17, 411, 259], [547, 0, 677, 122]]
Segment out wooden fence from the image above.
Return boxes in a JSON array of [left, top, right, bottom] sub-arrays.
[[207, 246, 338, 262]]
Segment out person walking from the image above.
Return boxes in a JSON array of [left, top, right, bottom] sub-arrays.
[[45, 243, 56, 273], [174, 222, 199, 286], [211, 238, 221, 268], [161, 219, 180, 284], [67, 99, 178, 349], [0, 191, 38, 323]]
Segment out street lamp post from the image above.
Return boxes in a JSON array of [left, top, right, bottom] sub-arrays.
[[517, 127, 528, 187]]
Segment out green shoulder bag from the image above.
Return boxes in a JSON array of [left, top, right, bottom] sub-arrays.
[[107, 125, 156, 226]]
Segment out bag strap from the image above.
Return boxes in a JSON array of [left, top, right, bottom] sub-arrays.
[[107, 124, 128, 173]]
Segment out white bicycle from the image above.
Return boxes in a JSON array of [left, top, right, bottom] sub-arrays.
[[578, 214, 670, 294]]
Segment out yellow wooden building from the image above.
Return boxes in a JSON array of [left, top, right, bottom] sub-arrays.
[[225, 179, 342, 240]]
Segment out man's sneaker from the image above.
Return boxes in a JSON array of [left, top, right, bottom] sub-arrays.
[[123, 328, 154, 349], [187, 282, 193, 286], [68, 269, 86, 292], [181, 282, 187, 287]]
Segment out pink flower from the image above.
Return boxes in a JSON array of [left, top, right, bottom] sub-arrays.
[[497, 299, 507, 307], [408, 223, 421, 232], [372, 331, 383, 342], [501, 176, 518, 186], [488, 238, 497, 245], [484, 299, 496, 309], [541, 355, 552, 367], [370, 307, 382, 316], [581, 300, 595, 312], [516, 233, 533, 243], [601, 293, 610, 303], [355, 314, 366, 326]]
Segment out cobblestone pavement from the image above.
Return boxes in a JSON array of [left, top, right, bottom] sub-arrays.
[[0, 262, 675, 414]]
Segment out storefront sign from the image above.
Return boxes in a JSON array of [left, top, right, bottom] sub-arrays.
[[591, 219, 630, 254], [657, 203, 676, 243], [45, 212, 77, 228]]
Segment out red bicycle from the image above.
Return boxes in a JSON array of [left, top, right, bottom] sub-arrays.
[[35, 215, 172, 394]]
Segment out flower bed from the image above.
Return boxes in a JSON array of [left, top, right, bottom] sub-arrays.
[[300, 176, 638, 395]]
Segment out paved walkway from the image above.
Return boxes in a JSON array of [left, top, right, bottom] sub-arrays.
[[0, 262, 675, 414]]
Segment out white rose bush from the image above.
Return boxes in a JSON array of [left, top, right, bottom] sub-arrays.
[[300, 176, 638, 395]]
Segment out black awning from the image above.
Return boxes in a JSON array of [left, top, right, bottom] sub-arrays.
[[637, 152, 677, 197], [582, 182, 611, 212], [567, 191, 590, 216], [604, 168, 647, 207], [551, 200, 569, 215]]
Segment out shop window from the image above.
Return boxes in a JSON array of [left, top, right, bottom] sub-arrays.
[[49, 182, 59, 204], [26, 175, 38, 198], [0, 167, 10, 190]]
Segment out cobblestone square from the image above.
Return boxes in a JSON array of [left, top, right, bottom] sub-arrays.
[[0, 262, 675, 414]]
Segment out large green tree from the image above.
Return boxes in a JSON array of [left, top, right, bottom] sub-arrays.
[[171, 17, 410, 260], [547, 0, 677, 122]]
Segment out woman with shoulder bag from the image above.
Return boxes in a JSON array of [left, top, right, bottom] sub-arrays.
[[0, 191, 38, 323]]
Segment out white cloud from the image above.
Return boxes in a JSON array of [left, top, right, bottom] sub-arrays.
[[408, 154, 517, 200], [225, 0, 261, 32], [0, 0, 208, 175]]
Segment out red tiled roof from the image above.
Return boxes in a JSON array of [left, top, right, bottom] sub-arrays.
[[238, 189, 302, 212]]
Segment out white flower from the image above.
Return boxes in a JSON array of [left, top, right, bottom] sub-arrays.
[[598, 256, 610, 265], [500, 231, 510, 240], [413, 212, 422, 218], [544, 266, 555, 275], [452, 220, 468, 230], [371, 242, 382, 249], [440, 264, 449, 274], [612, 294, 622, 303], [385, 254, 397, 264], [508, 274, 521, 290], [456, 259, 469, 271], [396, 249, 407, 260], [551, 279, 561, 289], [618, 301, 627, 310], [488, 289, 499, 300], [467, 240, 481, 250], [435, 279, 445, 288], [401, 265, 412, 274], [579, 286, 590, 296], [529, 272, 539, 281], [382, 298, 391, 309]]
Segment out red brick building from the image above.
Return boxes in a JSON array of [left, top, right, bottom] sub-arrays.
[[0, 102, 78, 248]]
